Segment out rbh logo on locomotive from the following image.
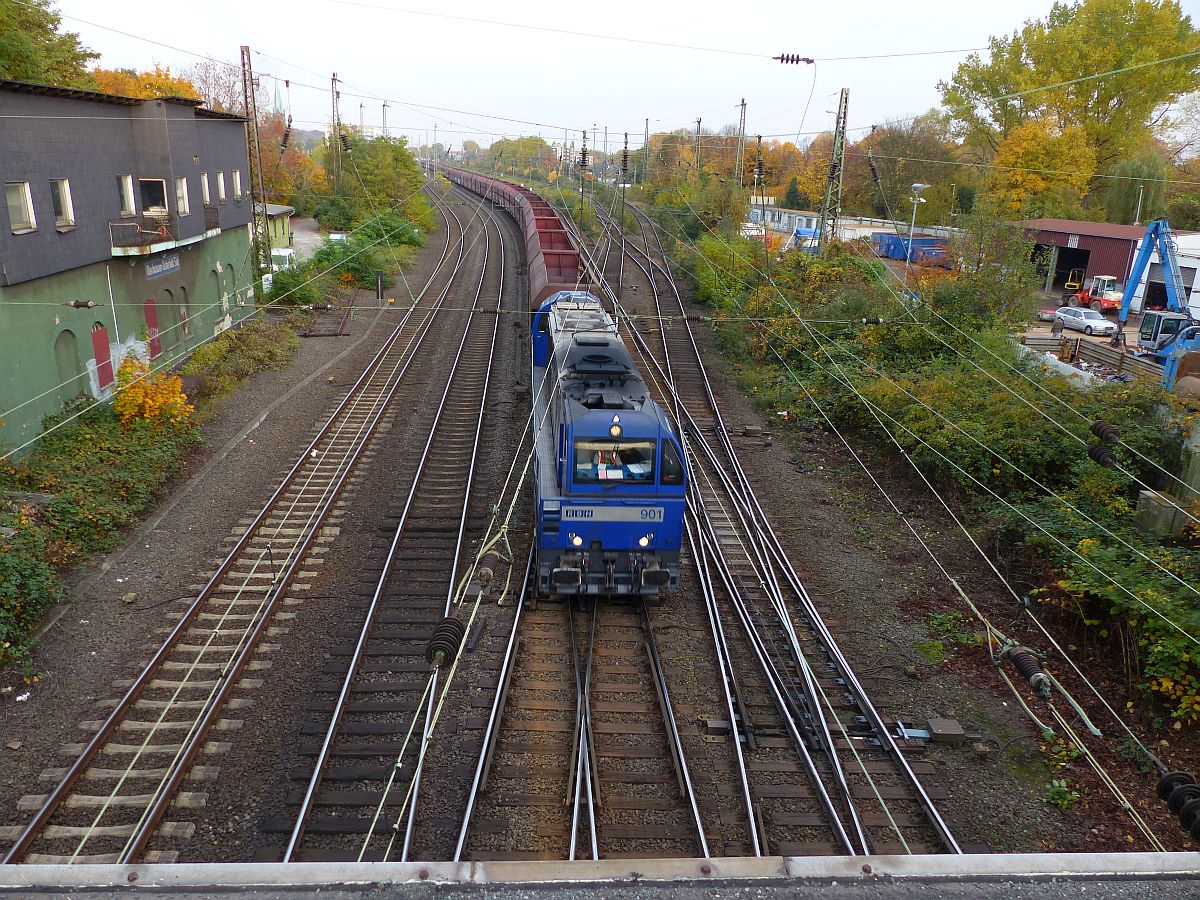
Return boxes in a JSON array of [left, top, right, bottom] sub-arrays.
[[562, 506, 666, 522]]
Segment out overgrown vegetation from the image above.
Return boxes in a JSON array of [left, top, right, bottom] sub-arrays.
[[179, 318, 300, 402], [663, 206, 1200, 723], [0, 366, 201, 669], [0, 312, 309, 668], [269, 207, 423, 307]]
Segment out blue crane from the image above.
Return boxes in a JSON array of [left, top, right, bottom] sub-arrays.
[[1116, 219, 1200, 394]]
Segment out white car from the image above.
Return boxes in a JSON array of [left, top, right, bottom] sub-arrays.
[[1054, 306, 1117, 337]]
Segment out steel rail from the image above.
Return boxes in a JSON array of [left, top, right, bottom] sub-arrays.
[[684, 511, 762, 855], [451, 548, 535, 861], [567, 601, 599, 861], [640, 602, 711, 858], [401, 191, 508, 862], [119, 187, 476, 864], [589, 207, 867, 853], [281, 188, 499, 862], [690, 488, 858, 855], [620, 211, 900, 851], [619, 223, 859, 768], [1, 186, 467, 867], [622, 204, 961, 855]]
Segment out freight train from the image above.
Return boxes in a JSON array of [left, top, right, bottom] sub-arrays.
[[531, 291, 685, 597]]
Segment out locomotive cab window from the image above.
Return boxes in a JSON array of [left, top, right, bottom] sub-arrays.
[[660, 439, 683, 485], [574, 439, 655, 483]]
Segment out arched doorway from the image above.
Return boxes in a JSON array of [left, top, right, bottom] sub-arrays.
[[160, 287, 177, 350], [179, 286, 191, 342], [225, 261, 238, 305], [211, 268, 225, 311], [54, 329, 84, 402]]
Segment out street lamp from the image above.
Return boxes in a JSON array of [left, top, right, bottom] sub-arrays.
[[905, 183, 931, 279]]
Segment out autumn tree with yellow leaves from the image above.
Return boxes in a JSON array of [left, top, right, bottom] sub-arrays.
[[987, 119, 1097, 217], [90, 65, 200, 100]]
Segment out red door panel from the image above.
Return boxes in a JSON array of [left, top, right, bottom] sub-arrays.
[[90, 325, 114, 389], [143, 298, 162, 358]]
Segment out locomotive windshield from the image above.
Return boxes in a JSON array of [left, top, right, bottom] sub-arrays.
[[574, 439, 655, 483]]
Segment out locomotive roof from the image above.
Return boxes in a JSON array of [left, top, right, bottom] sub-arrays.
[[542, 292, 670, 429], [553, 329, 660, 419]]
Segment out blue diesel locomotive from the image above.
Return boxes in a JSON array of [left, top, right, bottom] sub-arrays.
[[531, 291, 686, 596]]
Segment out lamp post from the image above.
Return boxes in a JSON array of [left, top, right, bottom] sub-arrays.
[[905, 182, 931, 280]]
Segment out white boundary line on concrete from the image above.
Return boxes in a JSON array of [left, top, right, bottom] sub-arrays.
[[1, 853, 1198, 890]]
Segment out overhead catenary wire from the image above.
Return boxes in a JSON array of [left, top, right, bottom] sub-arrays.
[[326, 0, 990, 62], [645, 181, 1200, 621], [621, 190, 1187, 774], [766, 333, 1168, 774], [792, 322, 1200, 645], [836, 235, 1200, 525], [1, 182, 432, 461]]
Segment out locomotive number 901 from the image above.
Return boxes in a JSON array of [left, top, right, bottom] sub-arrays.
[[561, 506, 665, 523]]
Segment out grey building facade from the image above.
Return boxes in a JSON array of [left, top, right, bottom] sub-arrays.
[[1, 79, 257, 456]]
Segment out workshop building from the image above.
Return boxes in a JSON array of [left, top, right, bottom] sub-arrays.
[[0, 79, 256, 456], [1024, 218, 1148, 295]]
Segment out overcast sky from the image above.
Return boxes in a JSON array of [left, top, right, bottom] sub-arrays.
[[54, 0, 1200, 153]]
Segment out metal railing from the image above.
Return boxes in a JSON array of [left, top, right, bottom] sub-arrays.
[[108, 214, 176, 249]]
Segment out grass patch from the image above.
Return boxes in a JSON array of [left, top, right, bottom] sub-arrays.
[[0, 406, 200, 669], [179, 317, 300, 403], [915, 639, 947, 665]]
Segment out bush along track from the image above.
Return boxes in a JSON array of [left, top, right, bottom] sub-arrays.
[[0, 358, 200, 671], [179, 318, 301, 404], [1, 199, 427, 672], [657, 212, 1200, 728]]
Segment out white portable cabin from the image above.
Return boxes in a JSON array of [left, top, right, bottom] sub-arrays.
[[1127, 230, 1200, 317]]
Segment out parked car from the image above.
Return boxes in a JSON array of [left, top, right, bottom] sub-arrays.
[[1054, 306, 1118, 336]]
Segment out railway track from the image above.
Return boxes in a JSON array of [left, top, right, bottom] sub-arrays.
[[581, 196, 959, 856], [454, 591, 707, 861], [266, 186, 509, 863], [0, 186, 477, 866]]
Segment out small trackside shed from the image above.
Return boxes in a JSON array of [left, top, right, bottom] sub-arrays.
[[1023, 218, 1147, 294]]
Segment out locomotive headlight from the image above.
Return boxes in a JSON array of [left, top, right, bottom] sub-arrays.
[[638, 534, 652, 548], [571, 533, 584, 547], [609, 424, 622, 438]]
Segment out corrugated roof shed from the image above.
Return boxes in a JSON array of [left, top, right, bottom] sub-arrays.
[[1021, 218, 1146, 240]]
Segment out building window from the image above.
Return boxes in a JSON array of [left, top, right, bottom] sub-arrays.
[[175, 177, 190, 216], [139, 179, 168, 217], [233, 169, 242, 199], [118, 174, 135, 217], [217, 172, 226, 203], [5, 181, 37, 233], [50, 178, 75, 228], [200, 172, 210, 205]]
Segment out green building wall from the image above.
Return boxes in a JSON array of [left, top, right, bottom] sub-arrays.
[[267, 213, 292, 249], [0, 226, 257, 456]]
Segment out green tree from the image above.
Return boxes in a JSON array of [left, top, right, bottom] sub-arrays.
[[845, 112, 956, 222], [322, 131, 431, 230], [940, 0, 1200, 168], [946, 201, 1041, 322], [780, 177, 806, 209], [1104, 151, 1168, 224], [1167, 192, 1200, 229], [987, 119, 1096, 216], [0, 0, 97, 87], [484, 136, 555, 176]]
